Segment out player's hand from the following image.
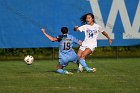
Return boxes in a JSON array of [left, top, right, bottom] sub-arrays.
[[108, 39, 112, 45], [41, 28, 46, 34], [78, 40, 82, 46], [74, 26, 79, 31]]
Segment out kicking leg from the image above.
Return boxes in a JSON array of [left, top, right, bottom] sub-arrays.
[[79, 48, 94, 72]]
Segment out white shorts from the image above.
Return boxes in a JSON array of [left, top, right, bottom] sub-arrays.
[[79, 45, 96, 52]]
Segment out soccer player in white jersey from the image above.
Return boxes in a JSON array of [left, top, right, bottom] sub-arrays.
[[74, 13, 112, 72]]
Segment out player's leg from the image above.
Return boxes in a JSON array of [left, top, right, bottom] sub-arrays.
[[56, 63, 73, 74], [80, 48, 92, 59], [56, 57, 73, 75], [56, 64, 64, 74], [79, 48, 96, 72], [79, 48, 92, 71], [56, 57, 66, 74], [77, 49, 83, 60]]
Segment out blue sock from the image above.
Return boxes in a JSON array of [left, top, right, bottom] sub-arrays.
[[79, 58, 90, 71], [56, 69, 65, 74]]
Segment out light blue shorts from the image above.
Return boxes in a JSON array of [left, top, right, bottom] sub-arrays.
[[59, 50, 78, 67]]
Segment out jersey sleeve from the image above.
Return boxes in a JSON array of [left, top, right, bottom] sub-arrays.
[[99, 25, 104, 33], [56, 35, 63, 42], [78, 25, 86, 32]]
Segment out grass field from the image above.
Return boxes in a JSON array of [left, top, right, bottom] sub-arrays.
[[0, 58, 139, 93]]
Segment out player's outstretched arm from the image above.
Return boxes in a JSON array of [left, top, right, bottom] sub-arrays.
[[41, 28, 57, 42], [102, 31, 112, 45]]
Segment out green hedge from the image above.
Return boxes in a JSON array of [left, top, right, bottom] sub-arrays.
[[0, 46, 140, 60]]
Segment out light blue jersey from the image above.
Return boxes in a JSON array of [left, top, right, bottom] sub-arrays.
[[56, 34, 79, 67]]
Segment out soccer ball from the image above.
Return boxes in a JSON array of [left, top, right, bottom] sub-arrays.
[[24, 55, 34, 65]]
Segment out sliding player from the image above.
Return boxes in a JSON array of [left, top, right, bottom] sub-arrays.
[[74, 13, 112, 72], [41, 27, 94, 74]]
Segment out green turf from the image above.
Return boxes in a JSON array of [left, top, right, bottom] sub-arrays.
[[0, 58, 139, 93]]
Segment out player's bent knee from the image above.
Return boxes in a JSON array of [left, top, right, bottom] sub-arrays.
[[80, 52, 89, 59], [80, 54, 86, 59], [78, 55, 81, 60]]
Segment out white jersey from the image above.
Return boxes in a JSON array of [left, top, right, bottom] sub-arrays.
[[78, 23, 104, 48]]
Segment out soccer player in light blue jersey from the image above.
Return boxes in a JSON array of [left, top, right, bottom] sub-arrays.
[[41, 27, 94, 74]]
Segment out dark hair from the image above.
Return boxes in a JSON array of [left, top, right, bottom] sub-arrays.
[[80, 13, 95, 24], [61, 27, 68, 34]]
